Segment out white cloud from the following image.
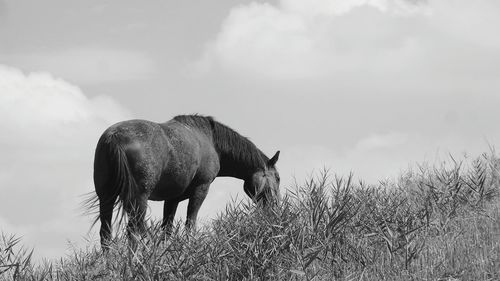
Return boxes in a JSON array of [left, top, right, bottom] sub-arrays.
[[1, 47, 155, 85], [196, 2, 318, 79], [0, 65, 128, 147], [196, 0, 500, 81], [0, 65, 126, 124], [0, 64, 131, 260]]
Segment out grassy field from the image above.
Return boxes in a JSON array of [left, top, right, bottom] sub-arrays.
[[1, 152, 500, 280]]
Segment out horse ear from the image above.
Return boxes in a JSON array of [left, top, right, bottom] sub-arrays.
[[268, 151, 280, 166]]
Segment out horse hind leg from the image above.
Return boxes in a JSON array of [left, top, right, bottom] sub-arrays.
[[98, 191, 119, 252], [124, 193, 148, 245]]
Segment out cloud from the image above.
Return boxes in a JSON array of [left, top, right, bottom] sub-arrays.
[[1, 47, 155, 85], [196, 2, 318, 79], [0, 64, 131, 259], [196, 0, 500, 81]]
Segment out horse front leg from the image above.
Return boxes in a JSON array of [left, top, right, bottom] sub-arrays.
[[186, 183, 210, 230], [162, 199, 179, 235]]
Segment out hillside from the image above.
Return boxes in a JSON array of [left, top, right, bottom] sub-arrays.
[[1, 152, 500, 280]]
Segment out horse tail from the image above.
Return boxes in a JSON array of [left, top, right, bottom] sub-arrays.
[[85, 132, 138, 231]]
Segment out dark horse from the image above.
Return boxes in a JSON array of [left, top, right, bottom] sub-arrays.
[[92, 115, 280, 249]]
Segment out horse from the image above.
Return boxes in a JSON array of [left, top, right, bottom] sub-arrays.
[[91, 114, 280, 250]]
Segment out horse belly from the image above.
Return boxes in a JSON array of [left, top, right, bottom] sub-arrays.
[[148, 168, 196, 201]]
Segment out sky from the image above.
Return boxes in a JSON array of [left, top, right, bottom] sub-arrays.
[[1, 0, 500, 261]]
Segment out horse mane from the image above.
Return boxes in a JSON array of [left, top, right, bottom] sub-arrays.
[[173, 115, 268, 170]]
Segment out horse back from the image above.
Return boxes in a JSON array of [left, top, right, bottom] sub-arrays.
[[97, 119, 219, 200]]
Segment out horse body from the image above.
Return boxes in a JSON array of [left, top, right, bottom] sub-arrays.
[[93, 115, 279, 249]]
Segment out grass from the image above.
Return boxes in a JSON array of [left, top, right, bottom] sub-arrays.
[[1, 152, 500, 280]]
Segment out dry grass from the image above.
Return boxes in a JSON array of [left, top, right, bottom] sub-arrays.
[[1, 152, 500, 280]]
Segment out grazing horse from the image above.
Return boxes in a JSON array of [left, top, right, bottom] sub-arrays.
[[92, 115, 280, 250]]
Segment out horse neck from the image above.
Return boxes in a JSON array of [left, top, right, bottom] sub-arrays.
[[211, 127, 268, 180], [217, 153, 265, 180]]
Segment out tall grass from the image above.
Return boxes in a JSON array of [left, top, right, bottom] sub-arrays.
[[1, 152, 500, 280]]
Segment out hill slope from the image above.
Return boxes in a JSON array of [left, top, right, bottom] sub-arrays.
[[1, 152, 500, 280]]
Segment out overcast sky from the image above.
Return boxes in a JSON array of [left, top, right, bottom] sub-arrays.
[[1, 0, 500, 261]]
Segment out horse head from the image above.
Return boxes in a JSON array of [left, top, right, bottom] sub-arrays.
[[244, 151, 281, 206]]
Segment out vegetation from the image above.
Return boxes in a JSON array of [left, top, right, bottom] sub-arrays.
[[1, 152, 500, 280]]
